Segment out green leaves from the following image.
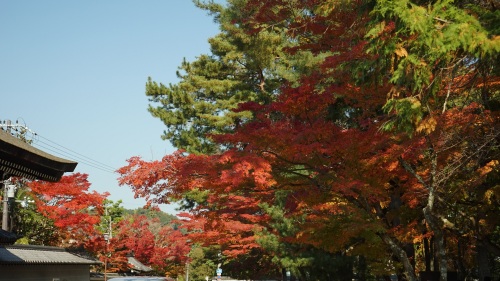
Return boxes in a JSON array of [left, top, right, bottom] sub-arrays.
[[382, 97, 423, 135], [369, 0, 500, 136], [146, 0, 323, 154], [123, 0, 500, 279]]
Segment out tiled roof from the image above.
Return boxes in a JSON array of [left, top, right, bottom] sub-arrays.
[[0, 245, 100, 265], [0, 230, 18, 245], [0, 129, 77, 182], [128, 256, 153, 272]]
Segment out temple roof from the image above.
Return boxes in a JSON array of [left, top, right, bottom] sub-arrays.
[[0, 129, 77, 182], [0, 230, 18, 245], [128, 256, 153, 272], [0, 244, 100, 265]]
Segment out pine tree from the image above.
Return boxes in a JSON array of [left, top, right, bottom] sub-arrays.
[[146, 0, 323, 154]]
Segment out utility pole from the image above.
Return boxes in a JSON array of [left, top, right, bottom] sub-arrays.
[[107, 207, 112, 240], [104, 206, 113, 281], [185, 240, 192, 281], [1, 121, 11, 231], [1, 181, 7, 231], [1, 180, 16, 231]]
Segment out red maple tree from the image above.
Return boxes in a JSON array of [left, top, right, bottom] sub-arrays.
[[118, 0, 500, 279], [27, 173, 107, 247]]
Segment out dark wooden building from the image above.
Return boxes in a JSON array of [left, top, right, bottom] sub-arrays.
[[0, 128, 77, 182], [0, 244, 100, 281], [0, 127, 99, 281]]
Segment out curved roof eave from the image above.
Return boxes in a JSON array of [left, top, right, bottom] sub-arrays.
[[0, 129, 77, 182]]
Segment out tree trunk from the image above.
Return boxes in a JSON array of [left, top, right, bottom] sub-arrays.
[[423, 206, 447, 281], [476, 241, 491, 281], [456, 239, 466, 281], [398, 155, 447, 281], [424, 237, 431, 271], [431, 237, 437, 272], [356, 255, 368, 281], [379, 233, 418, 281]]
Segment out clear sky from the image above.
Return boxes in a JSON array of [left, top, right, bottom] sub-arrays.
[[0, 0, 222, 214]]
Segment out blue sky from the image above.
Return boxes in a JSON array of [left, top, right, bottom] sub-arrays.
[[0, 0, 222, 214]]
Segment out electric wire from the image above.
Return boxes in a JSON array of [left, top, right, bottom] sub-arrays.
[[33, 134, 117, 173], [33, 142, 116, 173], [33, 138, 117, 174], [1, 121, 117, 174]]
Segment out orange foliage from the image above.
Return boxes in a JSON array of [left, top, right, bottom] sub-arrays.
[[27, 173, 107, 246]]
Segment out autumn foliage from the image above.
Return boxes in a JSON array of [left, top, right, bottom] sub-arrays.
[[26, 173, 107, 247], [118, 0, 500, 280]]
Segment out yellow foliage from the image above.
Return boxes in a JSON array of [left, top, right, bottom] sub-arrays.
[[379, 200, 391, 209], [315, 2, 336, 16], [387, 86, 401, 99], [477, 160, 499, 177], [416, 116, 437, 134], [408, 97, 421, 109], [314, 0, 350, 16], [484, 185, 500, 205], [395, 45, 408, 57], [484, 189, 494, 204]]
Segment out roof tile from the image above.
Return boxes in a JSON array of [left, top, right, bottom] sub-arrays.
[[0, 245, 100, 265]]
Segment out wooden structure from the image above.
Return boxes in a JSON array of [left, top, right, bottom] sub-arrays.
[[0, 129, 77, 182], [0, 127, 99, 281], [127, 255, 153, 275], [0, 244, 100, 281]]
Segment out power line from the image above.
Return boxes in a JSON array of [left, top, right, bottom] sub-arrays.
[[33, 139, 116, 174], [33, 134, 117, 173], [1, 119, 117, 174]]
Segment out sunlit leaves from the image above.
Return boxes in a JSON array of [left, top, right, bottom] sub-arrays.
[[382, 97, 424, 134], [27, 173, 107, 246], [118, 0, 500, 279]]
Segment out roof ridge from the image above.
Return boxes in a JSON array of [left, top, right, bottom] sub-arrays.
[[0, 245, 101, 265], [2, 244, 65, 252]]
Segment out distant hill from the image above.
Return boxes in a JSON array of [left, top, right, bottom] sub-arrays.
[[123, 207, 177, 226]]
